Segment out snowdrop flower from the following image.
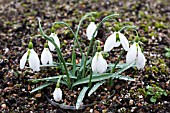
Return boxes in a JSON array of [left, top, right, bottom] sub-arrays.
[[126, 42, 146, 69], [48, 33, 60, 51], [91, 52, 107, 73], [53, 88, 62, 102], [41, 46, 53, 65], [86, 22, 98, 40], [20, 49, 40, 71], [104, 32, 129, 52]]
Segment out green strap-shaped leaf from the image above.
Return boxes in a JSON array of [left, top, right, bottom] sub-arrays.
[[119, 76, 135, 81], [72, 51, 76, 76], [88, 81, 105, 96], [72, 63, 134, 87], [76, 87, 88, 109], [108, 63, 134, 68], [30, 82, 52, 93], [29, 75, 66, 83]]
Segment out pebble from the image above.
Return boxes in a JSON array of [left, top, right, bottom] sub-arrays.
[[129, 99, 134, 105], [90, 109, 93, 113], [112, 96, 116, 101], [138, 95, 143, 99], [94, 110, 100, 113], [35, 93, 42, 98], [115, 85, 121, 90], [1, 103, 7, 109]]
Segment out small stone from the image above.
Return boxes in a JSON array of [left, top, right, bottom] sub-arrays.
[[76, 59, 79, 64], [1, 104, 6, 109], [28, 85, 31, 91], [130, 86, 137, 90], [7, 82, 13, 87], [129, 99, 134, 105], [115, 85, 121, 90], [35, 93, 42, 98], [102, 109, 107, 113], [94, 110, 99, 113], [138, 95, 143, 99], [64, 40, 67, 44], [112, 96, 116, 101], [90, 109, 93, 113], [137, 103, 142, 107]]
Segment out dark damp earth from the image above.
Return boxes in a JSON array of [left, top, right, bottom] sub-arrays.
[[0, 0, 170, 113]]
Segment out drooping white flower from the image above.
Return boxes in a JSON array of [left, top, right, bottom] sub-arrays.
[[104, 32, 129, 52], [48, 33, 60, 51], [53, 88, 62, 102], [86, 22, 98, 40], [126, 42, 146, 69], [41, 48, 53, 65], [91, 52, 107, 73], [20, 49, 40, 71]]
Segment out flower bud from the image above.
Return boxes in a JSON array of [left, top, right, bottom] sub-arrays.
[[28, 42, 33, 49]]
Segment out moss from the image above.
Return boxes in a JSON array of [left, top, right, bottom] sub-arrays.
[[67, 58, 71, 63], [155, 22, 167, 29], [104, 22, 112, 27], [139, 11, 145, 17], [50, 27, 55, 33], [53, 24, 61, 29], [138, 88, 146, 96], [5, 21, 14, 26], [140, 37, 148, 42], [149, 32, 158, 37], [151, 66, 159, 73]]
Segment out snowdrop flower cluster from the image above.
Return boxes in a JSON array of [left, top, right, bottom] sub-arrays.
[[87, 22, 146, 73], [20, 33, 60, 71]]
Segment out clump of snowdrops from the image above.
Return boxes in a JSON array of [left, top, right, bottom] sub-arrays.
[[20, 12, 146, 109]]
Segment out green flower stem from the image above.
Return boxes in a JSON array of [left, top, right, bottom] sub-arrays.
[[111, 50, 124, 73], [119, 25, 138, 32], [92, 40, 98, 57], [54, 22, 77, 77], [53, 22, 83, 54], [75, 12, 97, 40], [82, 13, 119, 78], [38, 20, 71, 89], [88, 70, 92, 88], [108, 50, 124, 86]]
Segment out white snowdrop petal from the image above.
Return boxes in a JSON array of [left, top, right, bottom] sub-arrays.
[[20, 51, 28, 69], [47, 49, 53, 65], [91, 52, 98, 73], [41, 48, 49, 65], [97, 52, 107, 73], [114, 41, 121, 47], [53, 88, 62, 102], [104, 32, 117, 52], [29, 49, 40, 71], [119, 32, 129, 51], [53, 34, 60, 49], [86, 22, 98, 40], [48, 41, 55, 51], [126, 42, 137, 64], [136, 45, 146, 69], [49, 33, 60, 51]]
